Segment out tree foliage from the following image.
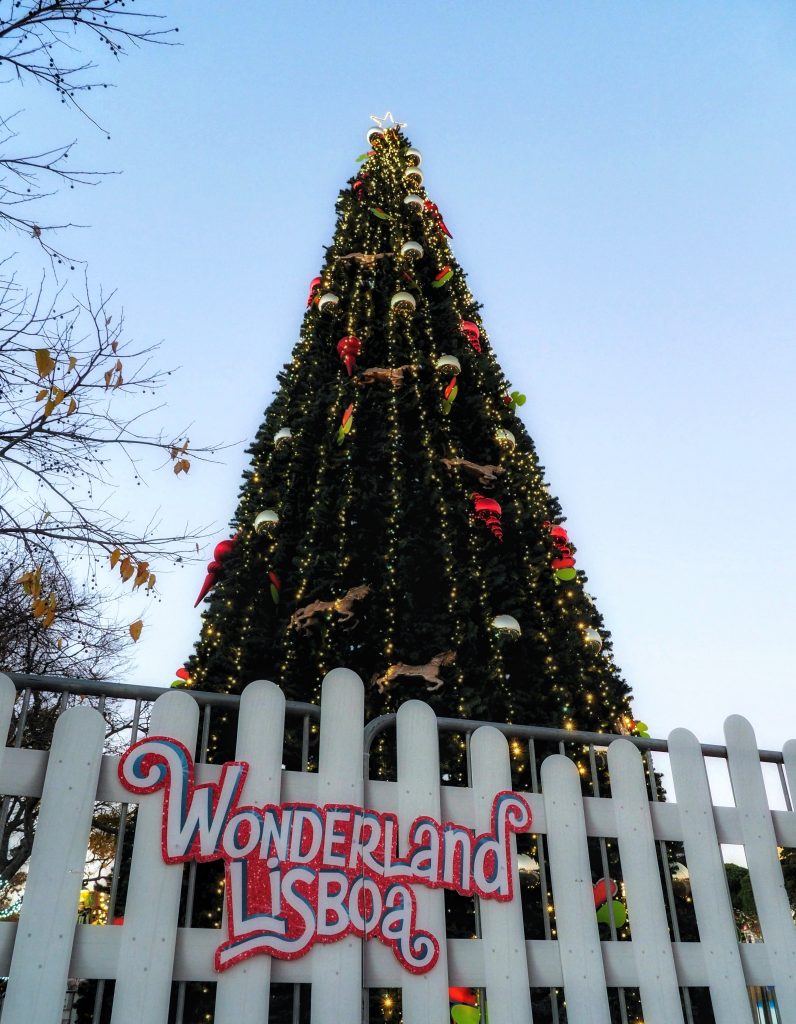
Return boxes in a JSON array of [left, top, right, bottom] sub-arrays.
[[0, 550, 137, 905]]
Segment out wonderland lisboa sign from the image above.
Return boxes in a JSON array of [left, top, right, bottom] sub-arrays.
[[119, 737, 533, 974]]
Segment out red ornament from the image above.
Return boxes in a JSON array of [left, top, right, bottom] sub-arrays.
[[352, 179, 366, 201], [460, 320, 481, 353], [175, 667, 190, 681], [593, 877, 619, 908], [336, 403, 355, 445], [268, 571, 281, 605], [336, 335, 362, 376], [194, 535, 238, 607], [473, 492, 503, 541], [423, 199, 453, 237], [545, 522, 577, 580], [449, 988, 478, 1006], [306, 276, 321, 307]]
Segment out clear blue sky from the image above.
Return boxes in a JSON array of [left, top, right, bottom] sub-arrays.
[[17, 1, 796, 752]]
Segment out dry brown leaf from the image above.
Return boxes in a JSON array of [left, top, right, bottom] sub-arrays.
[[31, 598, 46, 618], [68, 355, 77, 372], [119, 557, 134, 583], [42, 610, 56, 629], [51, 387, 65, 408], [56, 637, 64, 650], [111, 340, 118, 353], [109, 548, 121, 569], [129, 620, 143, 642], [43, 399, 55, 417], [113, 373, 123, 389], [133, 562, 150, 589], [35, 388, 47, 402], [104, 369, 113, 389], [35, 349, 55, 378], [67, 397, 77, 416], [18, 568, 42, 598], [146, 573, 156, 591]]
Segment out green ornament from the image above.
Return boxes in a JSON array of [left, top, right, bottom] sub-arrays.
[[596, 899, 627, 927], [554, 567, 577, 582], [451, 1006, 480, 1024]]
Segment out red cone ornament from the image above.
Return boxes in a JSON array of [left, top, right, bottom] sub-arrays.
[[306, 276, 321, 307], [337, 335, 362, 376], [460, 320, 481, 353], [545, 521, 577, 580], [423, 199, 453, 237], [194, 535, 238, 607], [473, 492, 503, 541]]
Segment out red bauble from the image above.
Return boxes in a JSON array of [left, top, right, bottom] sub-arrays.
[[336, 336, 362, 376], [175, 667, 190, 681]]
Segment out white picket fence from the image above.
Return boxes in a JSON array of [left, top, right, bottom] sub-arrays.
[[0, 667, 794, 1023]]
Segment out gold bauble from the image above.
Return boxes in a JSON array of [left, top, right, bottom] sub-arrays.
[[390, 291, 416, 314], [253, 509, 279, 533]]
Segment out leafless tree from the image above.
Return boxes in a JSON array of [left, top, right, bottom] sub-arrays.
[[0, 0, 175, 259], [0, 2, 220, 634], [0, 270, 217, 625]]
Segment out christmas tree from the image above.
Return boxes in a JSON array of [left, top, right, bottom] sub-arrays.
[[172, 114, 650, 1024], [183, 113, 637, 754]]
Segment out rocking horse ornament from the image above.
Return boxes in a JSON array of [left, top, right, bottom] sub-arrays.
[[372, 651, 457, 694], [289, 584, 371, 633], [356, 364, 414, 389], [440, 457, 504, 489]]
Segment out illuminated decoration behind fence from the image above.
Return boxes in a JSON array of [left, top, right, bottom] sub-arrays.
[[0, 670, 794, 1024]]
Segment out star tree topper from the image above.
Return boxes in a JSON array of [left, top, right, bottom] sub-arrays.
[[370, 111, 407, 131]]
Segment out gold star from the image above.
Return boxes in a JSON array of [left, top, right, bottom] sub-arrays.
[[369, 111, 407, 131]]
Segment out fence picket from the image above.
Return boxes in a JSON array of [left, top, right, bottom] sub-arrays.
[[782, 739, 796, 821], [396, 700, 450, 1024], [214, 680, 286, 1023], [725, 715, 796, 1021], [0, 675, 17, 765], [2, 706, 105, 1024], [668, 727, 749, 1021], [607, 738, 685, 1024], [541, 754, 611, 1023], [110, 690, 200, 1024], [470, 726, 533, 1023], [310, 668, 364, 1024]]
